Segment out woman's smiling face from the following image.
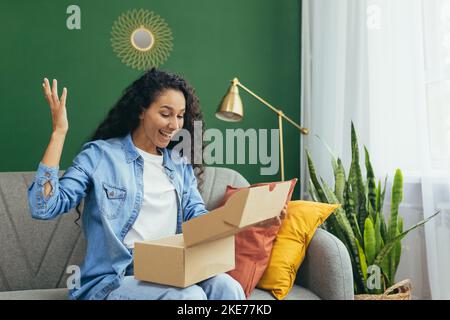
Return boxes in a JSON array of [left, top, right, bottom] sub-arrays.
[[132, 89, 185, 155]]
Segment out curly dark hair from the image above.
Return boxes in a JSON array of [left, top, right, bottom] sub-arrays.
[[74, 68, 206, 225]]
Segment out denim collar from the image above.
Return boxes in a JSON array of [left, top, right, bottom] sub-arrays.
[[121, 133, 174, 171]]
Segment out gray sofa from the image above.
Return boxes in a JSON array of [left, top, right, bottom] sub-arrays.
[[0, 166, 354, 300]]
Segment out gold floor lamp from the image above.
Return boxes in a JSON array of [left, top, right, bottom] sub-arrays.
[[215, 78, 309, 181]]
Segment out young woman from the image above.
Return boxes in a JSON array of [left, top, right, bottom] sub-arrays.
[[27, 68, 247, 300]]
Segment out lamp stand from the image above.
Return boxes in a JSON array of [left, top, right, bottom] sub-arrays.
[[233, 79, 308, 181], [278, 111, 285, 181]]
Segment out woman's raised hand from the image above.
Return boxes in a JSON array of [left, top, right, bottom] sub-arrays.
[[42, 78, 68, 134]]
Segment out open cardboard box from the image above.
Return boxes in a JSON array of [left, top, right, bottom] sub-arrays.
[[133, 181, 292, 287]]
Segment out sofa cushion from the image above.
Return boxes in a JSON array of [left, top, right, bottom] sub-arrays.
[[0, 286, 322, 301], [0, 168, 248, 293], [199, 167, 250, 210], [249, 287, 320, 300], [0, 171, 86, 292], [0, 168, 324, 300], [0, 288, 68, 300]]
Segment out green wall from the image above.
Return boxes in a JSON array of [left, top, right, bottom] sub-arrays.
[[0, 0, 302, 198]]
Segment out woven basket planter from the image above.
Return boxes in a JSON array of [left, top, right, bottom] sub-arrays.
[[355, 279, 412, 300]]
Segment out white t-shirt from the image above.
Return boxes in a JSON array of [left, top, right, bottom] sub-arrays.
[[123, 147, 177, 249]]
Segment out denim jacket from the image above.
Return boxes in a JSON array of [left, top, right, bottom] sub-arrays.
[[27, 133, 208, 300]]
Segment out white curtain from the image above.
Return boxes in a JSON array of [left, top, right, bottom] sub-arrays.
[[302, 0, 450, 299]]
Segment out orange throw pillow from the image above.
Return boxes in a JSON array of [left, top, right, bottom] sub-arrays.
[[221, 179, 298, 298]]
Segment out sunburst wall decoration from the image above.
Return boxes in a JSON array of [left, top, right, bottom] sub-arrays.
[[111, 9, 173, 70]]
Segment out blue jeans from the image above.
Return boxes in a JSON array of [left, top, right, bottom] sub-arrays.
[[105, 273, 245, 300], [105, 259, 244, 300]]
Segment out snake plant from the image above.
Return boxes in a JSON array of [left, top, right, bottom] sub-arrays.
[[307, 122, 439, 294]]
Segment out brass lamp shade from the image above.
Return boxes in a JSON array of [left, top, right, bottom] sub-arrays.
[[215, 83, 244, 122], [215, 76, 309, 181]]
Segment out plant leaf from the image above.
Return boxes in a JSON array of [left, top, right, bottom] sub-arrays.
[[392, 216, 403, 279], [306, 150, 327, 203], [349, 122, 368, 234], [344, 180, 362, 244], [315, 134, 338, 172], [364, 217, 376, 266], [355, 238, 368, 282], [379, 176, 388, 242], [308, 179, 319, 202], [335, 158, 346, 204], [374, 211, 440, 268], [388, 169, 403, 241], [320, 177, 367, 292], [381, 253, 391, 286], [376, 179, 381, 213], [374, 211, 382, 256], [365, 146, 376, 220]]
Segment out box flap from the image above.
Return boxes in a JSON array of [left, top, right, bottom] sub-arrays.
[[137, 233, 185, 248], [182, 181, 292, 247]]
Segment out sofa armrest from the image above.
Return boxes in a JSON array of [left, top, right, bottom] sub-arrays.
[[295, 228, 354, 300]]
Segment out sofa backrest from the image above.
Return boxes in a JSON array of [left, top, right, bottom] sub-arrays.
[[0, 166, 249, 292]]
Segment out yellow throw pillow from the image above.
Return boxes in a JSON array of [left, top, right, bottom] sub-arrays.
[[257, 200, 340, 300]]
